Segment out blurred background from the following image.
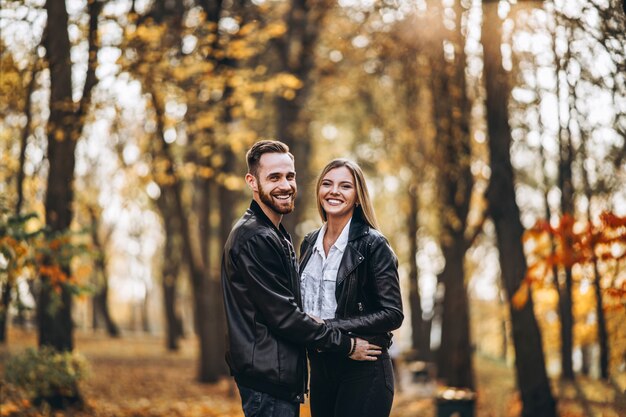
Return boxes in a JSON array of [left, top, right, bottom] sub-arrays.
[[0, 0, 625, 416]]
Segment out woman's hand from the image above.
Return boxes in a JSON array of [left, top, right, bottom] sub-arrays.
[[349, 337, 382, 361]]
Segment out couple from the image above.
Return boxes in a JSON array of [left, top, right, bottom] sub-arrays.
[[221, 140, 403, 417]]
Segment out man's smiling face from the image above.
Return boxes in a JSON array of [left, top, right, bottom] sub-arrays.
[[251, 152, 297, 216]]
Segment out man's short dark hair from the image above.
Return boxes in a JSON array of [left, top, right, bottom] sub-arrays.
[[246, 140, 293, 176]]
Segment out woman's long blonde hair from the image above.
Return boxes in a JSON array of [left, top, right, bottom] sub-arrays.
[[316, 159, 379, 230]]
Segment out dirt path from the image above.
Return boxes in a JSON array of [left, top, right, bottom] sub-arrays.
[[1, 329, 624, 417]]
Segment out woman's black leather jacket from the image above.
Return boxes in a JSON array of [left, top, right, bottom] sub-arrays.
[[299, 212, 404, 348]]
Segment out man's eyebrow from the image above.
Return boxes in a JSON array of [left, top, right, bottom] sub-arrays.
[[265, 170, 295, 178]]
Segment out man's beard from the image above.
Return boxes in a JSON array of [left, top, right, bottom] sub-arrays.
[[258, 181, 296, 215]]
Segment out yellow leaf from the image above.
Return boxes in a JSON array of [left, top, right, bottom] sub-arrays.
[[198, 167, 214, 178], [282, 89, 296, 100], [223, 175, 244, 191], [265, 22, 287, 38]]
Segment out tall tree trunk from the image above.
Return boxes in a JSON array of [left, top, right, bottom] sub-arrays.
[[579, 137, 610, 380], [591, 252, 609, 379], [482, 3, 558, 416], [92, 277, 119, 337], [213, 147, 237, 375], [274, 0, 332, 242], [88, 209, 120, 337], [39, 0, 100, 351], [437, 240, 473, 388], [557, 115, 575, 381], [142, 286, 151, 333], [150, 89, 222, 382], [0, 283, 12, 343], [398, 45, 431, 361], [429, 0, 474, 389], [196, 0, 236, 380], [156, 190, 184, 351], [15, 63, 37, 217], [551, 13, 575, 380], [407, 184, 430, 360]]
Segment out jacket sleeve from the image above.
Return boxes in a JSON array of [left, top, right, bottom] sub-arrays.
[[237, 233, 351, 354], [325, 237, 404, 334]]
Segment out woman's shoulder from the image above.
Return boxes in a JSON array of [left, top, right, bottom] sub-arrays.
[[300, 228, 322, 252], [363, 226, 387, 244], [303, 228, 322, 242]]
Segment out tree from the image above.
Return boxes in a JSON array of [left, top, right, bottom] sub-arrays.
[[273, 0, 334, 242], [38, 0, 102, 351], [86, 206, 120, 337], [0, 44, 39, 343], [154, 187, 185, 350], [426, 1, 475, 389], [482, 2, 558, 416]]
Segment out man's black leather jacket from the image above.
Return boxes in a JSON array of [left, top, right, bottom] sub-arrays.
[[221, 201, 351, 402], [299, 211, 404, 348]]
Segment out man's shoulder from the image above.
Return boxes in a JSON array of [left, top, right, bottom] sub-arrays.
[[231, 210, 280, 247]]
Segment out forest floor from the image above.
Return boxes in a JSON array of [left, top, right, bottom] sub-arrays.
[[0, 328, 625, 417]]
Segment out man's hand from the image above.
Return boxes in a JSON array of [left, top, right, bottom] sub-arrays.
[[349, 337, 382, 361], [308, 314, 324, 324]]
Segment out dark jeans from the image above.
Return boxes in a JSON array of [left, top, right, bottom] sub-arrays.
[[309, 350, 394, 417], [237, 384, 300, 417]]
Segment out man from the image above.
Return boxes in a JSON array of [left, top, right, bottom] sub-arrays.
[[222, 140, 378, 417]]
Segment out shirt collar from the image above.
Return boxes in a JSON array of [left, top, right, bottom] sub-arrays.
[[313, 218, 352, 255]]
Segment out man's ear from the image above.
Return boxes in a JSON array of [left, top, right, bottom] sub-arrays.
[[245, 173, 257, 192]]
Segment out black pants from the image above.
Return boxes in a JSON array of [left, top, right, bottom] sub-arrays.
[[308, 350, 394, 417]]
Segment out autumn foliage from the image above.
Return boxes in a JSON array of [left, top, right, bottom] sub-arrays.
[[519, 212, 626, 311], [0, 212, 93, 300]]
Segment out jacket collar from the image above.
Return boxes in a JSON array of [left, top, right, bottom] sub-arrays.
[[303, 212, 370, 246], [312, 218, 352, 256], [347, 212, 370, 242], [249, 200, 290, 237]]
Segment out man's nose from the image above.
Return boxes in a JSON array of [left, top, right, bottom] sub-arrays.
[[277, 177, 291, 189]]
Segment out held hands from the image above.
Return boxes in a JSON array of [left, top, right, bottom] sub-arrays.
[[307, 315, 381, 361], [348, 337, 382, 361]]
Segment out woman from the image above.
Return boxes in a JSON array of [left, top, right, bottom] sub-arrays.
[[299, 159, 404, 417]]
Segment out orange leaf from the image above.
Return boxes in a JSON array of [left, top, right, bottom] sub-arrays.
[[512, 282, 529, 310]]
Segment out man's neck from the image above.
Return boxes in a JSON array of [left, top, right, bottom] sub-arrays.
[[253, 197, 282, 228]]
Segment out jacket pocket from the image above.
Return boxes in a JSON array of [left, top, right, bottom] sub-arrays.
[[277, 341, 300, 386], [252, 321, 280, 382]]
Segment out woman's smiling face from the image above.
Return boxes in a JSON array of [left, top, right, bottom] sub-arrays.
[[318, 166, 357, 221]]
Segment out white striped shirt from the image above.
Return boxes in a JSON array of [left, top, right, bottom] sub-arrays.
[[301, 219, 351, 320]]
